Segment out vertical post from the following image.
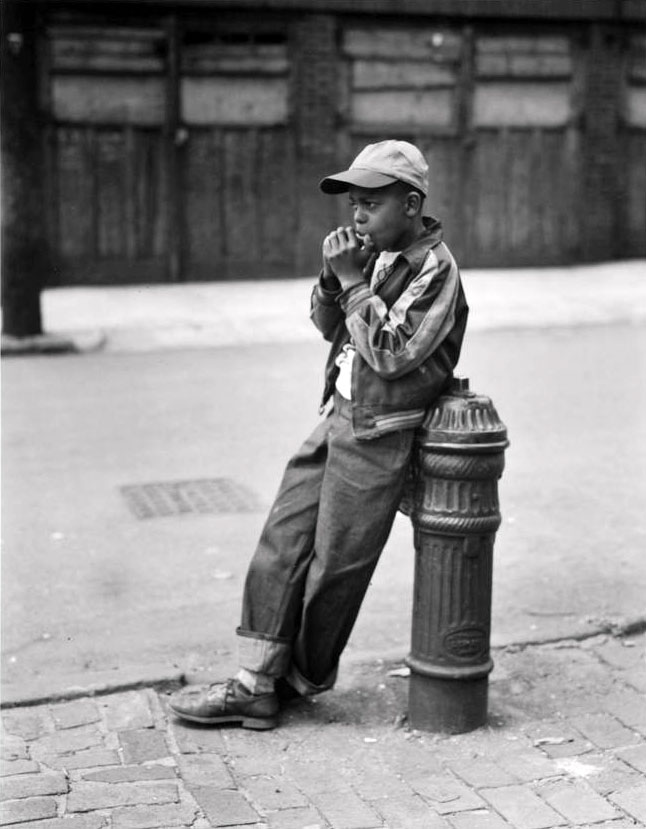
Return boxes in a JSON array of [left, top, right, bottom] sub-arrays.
[[580, 23, 622, 261], [406, 378, 508, 734], [165, 14, 182, 282], [1, 1, 47, 337], [290, 14, 339, 274]]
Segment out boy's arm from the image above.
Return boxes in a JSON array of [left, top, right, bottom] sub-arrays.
[[310, 230, 369, 341], [310, 268, 344, 341], [339, 246, 462, 380]]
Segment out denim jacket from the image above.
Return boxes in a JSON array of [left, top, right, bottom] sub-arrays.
[[310, 218, 468, 440]]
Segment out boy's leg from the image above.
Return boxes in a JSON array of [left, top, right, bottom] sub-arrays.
[[169, 415, 331, 727], [289, 395, 415, 693], [169, 398, 414, 722], [236, 414, 330, 679]]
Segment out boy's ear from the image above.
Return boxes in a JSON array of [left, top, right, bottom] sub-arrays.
[[404, 190, 423, 216]]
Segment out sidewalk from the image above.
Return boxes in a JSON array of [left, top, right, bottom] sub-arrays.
[[2, 261, 646, 355], [2, 631, 645, 828]]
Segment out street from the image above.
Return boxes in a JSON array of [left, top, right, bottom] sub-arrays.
[[3, 322, 645, 702]]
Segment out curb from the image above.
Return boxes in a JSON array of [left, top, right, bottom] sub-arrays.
[[3, 616, 644, 712], [1, 333, 79, 356]]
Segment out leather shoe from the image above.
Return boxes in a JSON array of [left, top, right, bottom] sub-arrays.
[[168, 679, 279, 730]]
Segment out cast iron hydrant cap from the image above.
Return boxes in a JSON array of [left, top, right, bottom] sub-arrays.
[[419, 377, 509, 449]]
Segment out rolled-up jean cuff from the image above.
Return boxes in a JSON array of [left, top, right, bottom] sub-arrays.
[[236, 628, 291, 677], [287, 663, 338, 697]]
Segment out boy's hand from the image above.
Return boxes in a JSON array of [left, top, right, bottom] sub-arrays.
[[323, 227, 374, 290]]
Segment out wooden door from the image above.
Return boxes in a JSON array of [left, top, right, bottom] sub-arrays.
[[464, 32, 582, 266], [44, 23, 172, 285], [179, 24, 299, 280]]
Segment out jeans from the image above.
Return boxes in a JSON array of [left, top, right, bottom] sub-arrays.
[[237, 393, 415, 695]]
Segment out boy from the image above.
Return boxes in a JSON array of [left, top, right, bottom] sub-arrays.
[[169, 140, 468, 729]]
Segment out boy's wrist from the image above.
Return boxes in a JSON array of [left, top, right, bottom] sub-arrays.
[[336, 271, 365, 291]]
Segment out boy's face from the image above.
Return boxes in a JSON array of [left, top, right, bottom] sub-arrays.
[[347, 184, 414, 252]]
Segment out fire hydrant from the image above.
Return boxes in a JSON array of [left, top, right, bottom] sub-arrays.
[[403, 377, 508, 734]]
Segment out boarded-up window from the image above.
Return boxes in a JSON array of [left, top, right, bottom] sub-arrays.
[[342, 27, 462, 130], [474, 35, 573, 127], [476, 36, 572, 78], [181, 30, 288, 126], [625, 35, 646, 128], [48, 26, 166, 125]]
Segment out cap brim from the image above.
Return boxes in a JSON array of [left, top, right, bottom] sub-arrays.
[[319, 169, 398, 194]]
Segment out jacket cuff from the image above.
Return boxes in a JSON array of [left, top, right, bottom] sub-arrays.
[[315, 271, 342, 305], [339, 282, 372, 316]]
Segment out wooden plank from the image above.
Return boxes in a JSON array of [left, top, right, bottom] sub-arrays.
[[165, 13, 181, 281], [533, 129, 556, 256], [473, 82, 571, 127], [353, 60, 456, 90], [56, 128, 94, 258], [49, 25, 163, 41], [352, 89, 455, 128], [258, 129, 297, 265], [468, 130, 509, 264], [477, 36, 570, 54], [560, 126, 582, 259], [507, 129, 532, 256], [180, 77, 288, 125], [139, 131, 170, 260], [622, 130, 646, 256], [344, 28, 462, 62], [51, 36, 164, 73], [223, 129, 259, 268], [476, 52, 572, 77], [95, 130, 126, 258], [182, 42, 287, 75], [182, 55, 288, 75], [420, 137, 460, 232], [124, 126, 137, 260], [183, 129, 225, 270], [128, 129, 167, 261], [52, 76, 166, 124]]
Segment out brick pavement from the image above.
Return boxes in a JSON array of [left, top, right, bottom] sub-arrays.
[[1, 632, 645, 829]]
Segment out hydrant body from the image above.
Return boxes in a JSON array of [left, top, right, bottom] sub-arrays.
[[405, 377, 508, 734]]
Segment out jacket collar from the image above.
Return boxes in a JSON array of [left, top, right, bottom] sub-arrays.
[[397, 216, 443, 272]]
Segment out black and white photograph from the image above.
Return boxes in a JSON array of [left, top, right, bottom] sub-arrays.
[[2, 1, 646, 826]]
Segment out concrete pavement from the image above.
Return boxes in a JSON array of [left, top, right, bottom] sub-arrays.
[[2, 260, 646, 827]]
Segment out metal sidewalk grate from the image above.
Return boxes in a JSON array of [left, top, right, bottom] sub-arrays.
[[120, 478, 263, 519]]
